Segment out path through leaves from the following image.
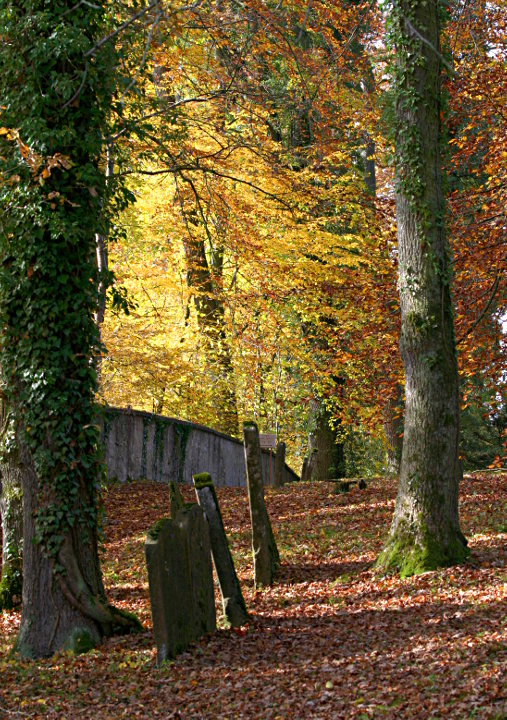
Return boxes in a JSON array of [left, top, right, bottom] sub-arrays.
[[1, 474, 505, 718]]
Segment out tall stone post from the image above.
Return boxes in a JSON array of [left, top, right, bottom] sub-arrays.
[[243, 422, 280, 587], [193, 473, 249, 627]]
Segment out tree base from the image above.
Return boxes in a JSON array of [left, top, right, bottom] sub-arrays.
[[376, 522, 469, 577]]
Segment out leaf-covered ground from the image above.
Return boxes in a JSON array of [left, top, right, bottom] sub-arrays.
[[1, 474, 505, 719]]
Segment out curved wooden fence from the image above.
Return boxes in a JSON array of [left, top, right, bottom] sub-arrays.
[[100, 407, 299, 488]]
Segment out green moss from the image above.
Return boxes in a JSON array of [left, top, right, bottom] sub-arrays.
[[64, 628, 97, 655], [147, 518, 170, 540], [3, 483, 22, 504], [193, 473, 213, 489], [242, 420, 258, 430], [377, 521, 469, 577], [0, 558, 22, 611], [169, 480, 185, 518], [109, 607, 143, 634], [174, 422, 191, 482]]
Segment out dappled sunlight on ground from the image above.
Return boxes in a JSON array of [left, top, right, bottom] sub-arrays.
[[1, 473, 505, 719]]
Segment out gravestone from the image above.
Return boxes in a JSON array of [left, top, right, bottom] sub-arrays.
[[243, 421, 280, 587], [193, 473, 249, 627], [145, 504, 216, 664]]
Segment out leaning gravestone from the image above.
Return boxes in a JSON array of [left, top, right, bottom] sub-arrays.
[[193, 473, 249, 627], [145, 504, 216, 664], [243, 421, 280, 587]]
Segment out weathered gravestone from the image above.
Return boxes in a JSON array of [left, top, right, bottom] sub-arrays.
[[145, 504, 216, 664], [193, 473, 249, 628], [243, 421, 280, 587]]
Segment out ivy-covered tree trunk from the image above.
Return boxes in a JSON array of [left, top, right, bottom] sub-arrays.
[[16, 449, 112, 656], [0, 2, 140, 656], [377, 0, 468, 575]]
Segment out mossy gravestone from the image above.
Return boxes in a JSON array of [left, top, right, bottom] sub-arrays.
[[145, 505, 216, 664], [243, 422, 280, 587], [193, 473, 249, 627]]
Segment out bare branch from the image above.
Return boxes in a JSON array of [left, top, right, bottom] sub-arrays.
[[457, 272, 501, 345]]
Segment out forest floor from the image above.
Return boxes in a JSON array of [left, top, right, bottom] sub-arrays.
[[0, 473, 505, 719]]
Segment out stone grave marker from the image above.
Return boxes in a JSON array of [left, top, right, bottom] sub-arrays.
[[193, 473, 249, 627], [243, 421, 280, 587], [145, 504, 215, 664]]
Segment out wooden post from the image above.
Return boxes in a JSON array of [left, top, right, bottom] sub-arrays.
[[193, 473, 249, 627], [243, 422, 280, 587]]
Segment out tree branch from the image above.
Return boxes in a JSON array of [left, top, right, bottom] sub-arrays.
[[456, 272, 501, 345]]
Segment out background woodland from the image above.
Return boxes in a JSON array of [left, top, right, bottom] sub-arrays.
[[96, 0, 505, 476]]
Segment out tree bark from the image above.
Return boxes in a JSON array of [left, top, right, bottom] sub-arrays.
[[181, 214, 239, 437], [15, 447, 141, 659], [308, 397, 345, 480], [377, 0, 468, 575], [383, 387, 404, 476]]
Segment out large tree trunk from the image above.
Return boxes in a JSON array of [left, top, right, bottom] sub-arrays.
[[308, 397, 345, 480], [16, 452, 101, 656], [17, 445, 142, 658], [377, 0, 468, 575]]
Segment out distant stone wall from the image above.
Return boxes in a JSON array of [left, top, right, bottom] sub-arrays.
[[100, 407, 299, 487]]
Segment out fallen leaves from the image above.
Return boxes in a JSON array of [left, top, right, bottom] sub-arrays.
[[0, 473, 505, 719]]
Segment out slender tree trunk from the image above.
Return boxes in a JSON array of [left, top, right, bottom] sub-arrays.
[[377, 0, 468, 575], [181, 215, 239, 436], [273, 441, 286, 488], [383, 387, 403, 476]]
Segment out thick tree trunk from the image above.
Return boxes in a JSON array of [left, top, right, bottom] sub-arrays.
[[0, 1, 142, 656], [308, 397, 345, 480], [15, 448, 141, 658], [377, 0, 468, 575]]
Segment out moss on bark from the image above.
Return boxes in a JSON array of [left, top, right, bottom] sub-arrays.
[[377, 521, 469, 577]]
